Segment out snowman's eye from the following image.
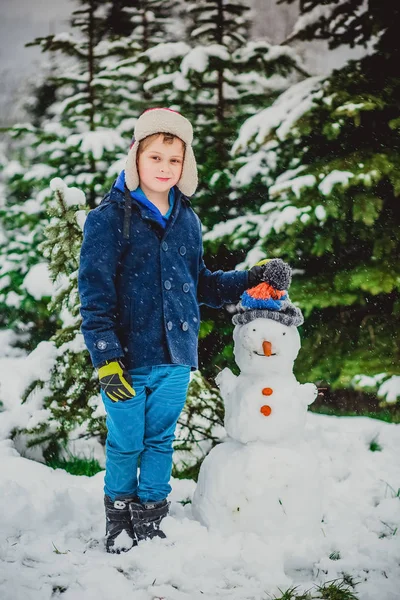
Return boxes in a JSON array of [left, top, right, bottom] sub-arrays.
[[283, 332, 286, 335], [253, 328, 256, 331]]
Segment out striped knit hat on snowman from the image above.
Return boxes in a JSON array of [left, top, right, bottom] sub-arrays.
[[125, 107, 198, 197], [232, 259, 304, 327]]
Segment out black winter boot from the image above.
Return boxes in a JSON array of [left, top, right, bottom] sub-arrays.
[[129, 499, 170, 543], [104, 495, 137, 553]]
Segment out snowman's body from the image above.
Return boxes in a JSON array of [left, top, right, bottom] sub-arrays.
[[192, 318, 322, 547], [193, 438, 321, 541]]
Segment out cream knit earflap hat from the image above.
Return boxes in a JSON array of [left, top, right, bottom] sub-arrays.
[[125, 107, 198, 197]]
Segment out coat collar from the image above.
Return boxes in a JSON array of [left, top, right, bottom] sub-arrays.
[[108, 181, 191, 209], [108, 182, 191, 237]]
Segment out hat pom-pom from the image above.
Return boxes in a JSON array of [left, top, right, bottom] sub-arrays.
[[262, 259, 292, 291]]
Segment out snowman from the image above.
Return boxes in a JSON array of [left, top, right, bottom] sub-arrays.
[[192, 259, 323, 566]]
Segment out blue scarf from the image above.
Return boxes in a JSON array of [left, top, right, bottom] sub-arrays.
[[115, 170, 175, 230]]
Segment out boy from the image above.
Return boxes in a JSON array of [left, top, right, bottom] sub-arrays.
[[78, 108, 267, 553]]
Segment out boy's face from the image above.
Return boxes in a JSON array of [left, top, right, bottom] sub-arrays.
[[137, 134, 184, 195]]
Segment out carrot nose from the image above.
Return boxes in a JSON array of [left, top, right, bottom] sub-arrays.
[[262, 341, 272, 356]]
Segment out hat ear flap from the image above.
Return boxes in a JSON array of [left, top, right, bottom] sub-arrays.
[[177, 145, 198, 197], [125, 142, 139, 191]]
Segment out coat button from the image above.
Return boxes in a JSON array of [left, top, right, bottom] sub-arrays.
[[179, 245, 186, 256], [182, 283, 190, 293], [162, 241, 168, 251], [164, 280, 171, 290], [181, 321, 188, 331], [167, 321, 173, 331], [96, 340, 108, 350]]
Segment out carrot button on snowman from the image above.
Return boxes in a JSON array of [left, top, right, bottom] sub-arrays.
[[192, 259, 322, 571]]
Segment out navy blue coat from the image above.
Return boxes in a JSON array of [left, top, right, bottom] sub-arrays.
[[78, 185, 249, 370]]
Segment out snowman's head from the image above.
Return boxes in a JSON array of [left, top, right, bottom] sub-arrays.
[[233, 318, 300, 375], [232, 259, 304, 375]]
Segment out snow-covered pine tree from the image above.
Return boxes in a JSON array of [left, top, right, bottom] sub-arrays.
[[19, 178, 107, 461], [100, 0, 181, 119], [143, 0, 304, 223], [3, 1, 193, 461], [0, 97, 58, 351], [142, 0, 306, 378], [0, 0, 140, 352], [216, 0, 400, 404], [24, 0, 138, 207]]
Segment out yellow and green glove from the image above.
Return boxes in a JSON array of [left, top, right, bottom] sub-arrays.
[[98, 360, 136, 402]]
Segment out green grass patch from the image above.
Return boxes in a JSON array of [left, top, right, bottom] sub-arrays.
[[273, 587, 312, 600], [272, 578, 358, 599], [379, 521, 398, 538], [172, 460, 201, 482], [177, 498, 192, 506], [369, 436, 382, 452], [315, 578, 358, 599], [47, 454, 103, 477]]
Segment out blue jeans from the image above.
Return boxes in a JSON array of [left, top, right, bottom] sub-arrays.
[[101, 364, 190, 503]]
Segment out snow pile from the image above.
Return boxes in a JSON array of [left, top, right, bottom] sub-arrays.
[[0, 323, 399, 598], [0, 413, 399, 599], [0, 342, 57, 441]]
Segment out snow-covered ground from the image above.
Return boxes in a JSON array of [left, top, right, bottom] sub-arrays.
[[0, 345, 399, 599]]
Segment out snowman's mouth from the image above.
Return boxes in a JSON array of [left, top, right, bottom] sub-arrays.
[[253, 351, 277, 356]]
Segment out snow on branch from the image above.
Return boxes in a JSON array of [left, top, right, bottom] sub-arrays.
[[66, 130, 126, 160], [292, 0, 349, 37], [50, 178, 86, 209], [181, 45, 230, 76], [143, 42, 191, 63], [232, 76, 324, 155]]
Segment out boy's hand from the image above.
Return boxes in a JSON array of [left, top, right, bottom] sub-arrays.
[[98, 360, 136, 402], [247, 258, 271, 287]]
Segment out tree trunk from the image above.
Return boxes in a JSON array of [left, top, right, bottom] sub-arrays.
[[87, 0, 96, 208]]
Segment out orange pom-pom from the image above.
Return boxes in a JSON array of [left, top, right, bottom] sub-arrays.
[[248, 282, 286, 300]]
